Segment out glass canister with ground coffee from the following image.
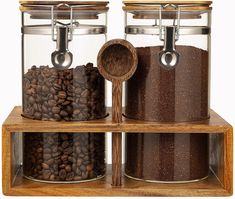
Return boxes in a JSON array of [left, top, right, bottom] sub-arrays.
[[123, 0, 212, 182], [20, 1, 109, 183]]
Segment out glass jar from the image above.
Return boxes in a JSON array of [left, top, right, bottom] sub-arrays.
[[123, 1, 211, 182], [21, 1, 108, 121], [20, 1, 109, 183], [23, 132, 105, 183]]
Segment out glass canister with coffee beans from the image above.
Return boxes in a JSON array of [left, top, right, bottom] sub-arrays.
[[20, 1, 109, 183], [123, 1, 212, 183]]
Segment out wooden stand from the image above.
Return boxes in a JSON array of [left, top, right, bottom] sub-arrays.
[[2, 106, 233, 196]]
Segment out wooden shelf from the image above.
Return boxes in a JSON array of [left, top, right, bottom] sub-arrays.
[[3, 106, 232, 133], [5, 165, 230, 196], [2, 106, 233, 196]]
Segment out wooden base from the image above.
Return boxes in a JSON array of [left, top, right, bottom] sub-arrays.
[[2, 106, 233, 196], [2, 165, 231, 196]]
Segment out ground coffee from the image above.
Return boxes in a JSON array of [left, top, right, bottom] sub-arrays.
[[125, 46, 209, 122], [125, 46, 210, 182]]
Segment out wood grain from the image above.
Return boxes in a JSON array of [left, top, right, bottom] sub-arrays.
[[2, 106, 232, 133], [1, 107, 233, 196], [97, 39, 138, 186], [3, 165, 231, 196], [20, 1, 109, 6], [123, 5, 212, 11], [123, 0, 212, 5]]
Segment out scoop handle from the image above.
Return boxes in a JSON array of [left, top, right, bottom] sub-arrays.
[[112, 80, 122, 123]]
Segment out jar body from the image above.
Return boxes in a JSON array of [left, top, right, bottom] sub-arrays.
[[20, 1, 109, 183], [125, 133, 209, 182], [124, 3, 211, 183], [21, 6, 108, 121], [23, 132, 105, 183], [124, 14, 211, 122]]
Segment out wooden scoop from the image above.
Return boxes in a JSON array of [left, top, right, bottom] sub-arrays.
[[97, 39, 138, 186]]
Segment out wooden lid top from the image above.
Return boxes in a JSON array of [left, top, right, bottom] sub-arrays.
[[123, 0, 212, 12], [20, 1, 109, 19], [123, 0, 212, 5], [20, 1, 109, 6]]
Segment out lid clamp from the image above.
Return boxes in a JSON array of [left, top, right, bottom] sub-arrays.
[[159, 4, 181, 69], [51, 3, 74, 42]]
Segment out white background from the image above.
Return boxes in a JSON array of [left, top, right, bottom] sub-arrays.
[[0, 0, 234, 198]]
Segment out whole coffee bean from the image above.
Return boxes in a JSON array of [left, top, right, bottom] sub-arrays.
[[42, 85, 49, 93], [60, 110, 68, 117], [48, 99, 57, 107], [52, 106, 61, 114], [61, 154, 68, 162], [66, 172, 75, 181], [76, 158, 83, 166], [59, 169, 66, 180], [43, 154, 51, 160], [65, 165, 72, 172], [37, 147, 43, 153], [44, 148, 51, 153], [86, 164, 94, 172], [49, 174, 55, 181], [42, 163, 49, 170], [46, 159, 54, 165], [42, 170, 51, 180], [28, 96, 35, 104], [80, 165, 86, 172], [62, 141, 69, 149], [58, 91, 67, 99]]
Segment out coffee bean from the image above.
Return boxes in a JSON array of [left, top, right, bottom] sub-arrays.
[[61, 154, 68, 162], [48, 99, 57, 107], [49, 174, 55, 181], [42, 163, 49, 170], [65, 165, 72, 172], [60, 110, 68, 117], [62, 141, 69, 149], [43, 154, 51, 160], [42, 170, 51, 180], [76, 158, 83, 166], [58, 91, 67, 99], [46, 159, 54, 165], [66, 172, 75, 181], [59, 169, 66, 180], [23, 133, 105, 182], [52, 106, 60, 114]]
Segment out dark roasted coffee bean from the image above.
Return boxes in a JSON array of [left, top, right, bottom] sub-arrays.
[[42, 163, 49, 170], [58, 91, 67, 99], [52, 106, 60, 114], [59, 169, 66, 180], [48, 99, 57, 107], [62, 141, 69, 149], [65, 165, 72, 172], [42, 170, 51, 180], [76, 158, 83, 166], [66, 172, 75, 181], [60, 110, 68, 117]]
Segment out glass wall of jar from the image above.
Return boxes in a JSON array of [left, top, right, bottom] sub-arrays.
[[123, 1, 212, 183], [21, 1, 109, 121], [23, 132, 105, 183], [20, 1, 109, 183]]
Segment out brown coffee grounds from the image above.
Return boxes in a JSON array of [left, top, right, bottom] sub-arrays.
[[125, 46, 209, 122]]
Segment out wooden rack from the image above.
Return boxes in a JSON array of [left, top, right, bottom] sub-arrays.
[[2, 106, 233, 196]]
